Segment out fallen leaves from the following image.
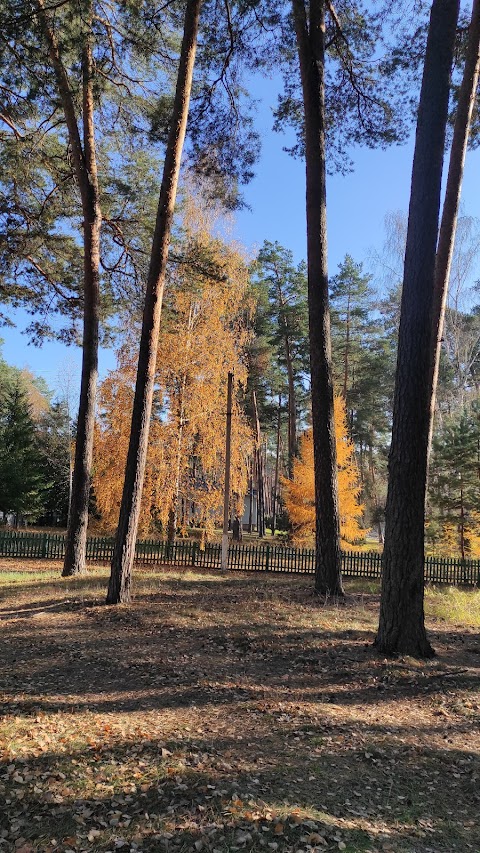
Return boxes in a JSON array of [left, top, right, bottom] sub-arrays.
[[0, 569, 479, 853]]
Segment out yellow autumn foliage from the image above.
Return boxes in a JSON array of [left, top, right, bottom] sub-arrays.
[[434, 515, 480, 558], [283, 395, 365, 546], [93, 196, 255, 539], [468, 515, 480, 558]]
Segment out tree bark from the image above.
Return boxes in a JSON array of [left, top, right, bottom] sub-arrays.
[[107, 0, 202, 604], [427, 0, 480, 457], [248, 462, 254, 533], [285, 331, 298, 479], [252, 391, 265, 538], [343, 288, 351, 398], [368, 441, 384, 546], [36, 1, 101, 577], [274, 275, 298, 477], [291, 0, 342, 595], [271, 395, 281, 535], [257, 448, 265, 537], [221, 371, 233, 570], [459, 480, 466, 561], [167, 303, 195, 544], [376, 0, 460, 657], [63, 38, 101, 577]]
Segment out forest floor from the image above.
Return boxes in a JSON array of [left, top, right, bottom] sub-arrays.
[[0, 562, 479, 853]]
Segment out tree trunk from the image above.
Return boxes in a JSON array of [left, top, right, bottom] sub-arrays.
[[275, 278, 298, 477], [376, 0, 459, 657], [167, 303, 195, 545], [67, 449, 73, 529], [271, 395, 281, 535], [427, 0, 480, 457], [107, 0, 202, 604], [459, 481, 466, 561], [257, 447, 265, 537], [36, 1, 101, 577], [252, 391, 265, 538], [248, 463, 254, 533], [291, 0, 342, 595], [63, 38, 101, 577], [221, 371, 233, 570], [285, 332, 298, 479], [343, 288, 351, 398], [368, 441, 383, 545]]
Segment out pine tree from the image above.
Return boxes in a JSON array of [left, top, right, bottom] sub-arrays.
[[428, 0, 480, 456], [377, 0, 460, 658], [330, 255, 375, 400], [36, 401, 72, 526], [253, 241, 309, 477], [330, 255, 393, 539], [428, 404, 480, 558], [285, 0, 410, 595]]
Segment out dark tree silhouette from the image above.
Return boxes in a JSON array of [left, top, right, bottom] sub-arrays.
[[107, 0, 202, 604], [291, 0, 342, 595], [376, 0, 460, 657]]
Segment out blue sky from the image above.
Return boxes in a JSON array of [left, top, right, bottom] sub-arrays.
[[2, 81, 480, 401]]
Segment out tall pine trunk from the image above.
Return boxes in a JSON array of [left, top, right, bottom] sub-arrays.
[[64, 38, 101, 576], [292, 0, 342, 595], [376, 0, 459, 657], [342, 289, 351, 398], [285, 332, 298, 479], [257, 447, 265, 537], [252, 391, 265, 537], [107, 0, 202, 604], [37, 1, 101, 577], [271, 395, 281, 535], [248, 461, 254, 533], [427, 0, 480, 455], [275, 278, 298, 476]]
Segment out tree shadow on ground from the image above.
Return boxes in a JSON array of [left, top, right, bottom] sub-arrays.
[[0, 730, 478, 852], [1, 601, 478, 707], [1, 570, 479, 852]]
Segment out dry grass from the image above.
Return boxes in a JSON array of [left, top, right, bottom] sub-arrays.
[[0, 560, 479, 853], [425, 586, 480, 629]]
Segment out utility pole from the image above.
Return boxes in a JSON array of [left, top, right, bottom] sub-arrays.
[[221, 372, 233, 570]]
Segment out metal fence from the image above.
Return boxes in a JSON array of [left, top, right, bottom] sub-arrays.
[[1, 528, 479, 585]]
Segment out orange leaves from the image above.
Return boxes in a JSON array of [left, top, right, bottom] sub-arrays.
[[93, 198, 254, 538], [283, 395, 365, 545]]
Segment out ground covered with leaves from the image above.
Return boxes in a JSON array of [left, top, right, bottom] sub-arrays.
[[0, 562, 479, 853]]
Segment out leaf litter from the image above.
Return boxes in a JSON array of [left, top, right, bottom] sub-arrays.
[[0, 562, 479, 853]]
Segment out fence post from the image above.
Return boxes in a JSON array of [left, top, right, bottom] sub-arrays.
[[41, 532, 47, 559], [265, 544, 270, 572]]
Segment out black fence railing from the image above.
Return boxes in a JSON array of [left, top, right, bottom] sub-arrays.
[[1, 528, 479, 586]]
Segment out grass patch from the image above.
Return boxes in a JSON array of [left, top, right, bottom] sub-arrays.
[[425, 585, 480, 628]]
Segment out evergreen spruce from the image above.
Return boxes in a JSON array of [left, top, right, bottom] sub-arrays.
[[0, 380, 47, 523]]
